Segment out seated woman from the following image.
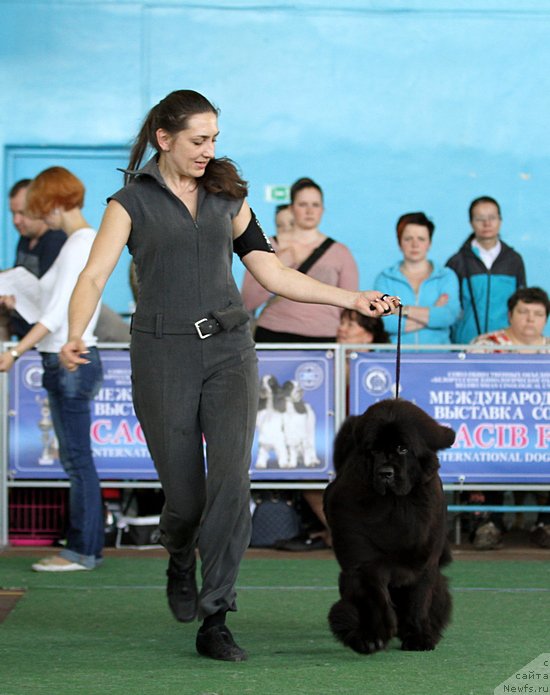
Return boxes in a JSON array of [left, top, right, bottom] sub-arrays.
[[469, 287, 550, 550], [336, 309, 391, 346], [375, 212, 460, 345], [472, 286, 550, 351], [274, 310, 390, 552]]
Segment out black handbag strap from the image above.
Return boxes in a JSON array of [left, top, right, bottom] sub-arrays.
[[296, 237, 335, 275], [465, 272, 483, 336]]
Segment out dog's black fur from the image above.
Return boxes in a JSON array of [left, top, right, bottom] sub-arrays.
[[324, 398, 455, 654]]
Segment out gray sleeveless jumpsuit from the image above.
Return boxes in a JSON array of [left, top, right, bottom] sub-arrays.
[[110, 157, 259, 619]]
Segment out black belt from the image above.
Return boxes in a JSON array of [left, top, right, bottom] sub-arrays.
[[131, 306, 249, 339], [130, 314, 222, 339]]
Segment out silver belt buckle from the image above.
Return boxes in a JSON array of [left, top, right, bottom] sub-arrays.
[[195, 318, 212, 339]]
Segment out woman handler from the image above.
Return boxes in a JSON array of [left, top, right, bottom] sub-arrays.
[[60, 89, 399, 662]]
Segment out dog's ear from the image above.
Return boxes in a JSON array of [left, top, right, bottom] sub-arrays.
[[333, 416, 361, 473], [402, 402, 455, 452], [424, 422, 456, 452], [417, 415, 454, 483]]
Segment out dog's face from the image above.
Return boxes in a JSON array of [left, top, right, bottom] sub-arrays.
[[334, 399, 455, 496], [281, 380, 307, 414], [259, 375, 279, 398], [368, 423, 424, 496], [286, 380, 304, 403]]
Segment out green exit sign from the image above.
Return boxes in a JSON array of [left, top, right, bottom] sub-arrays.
[[264, 184, 290, 203]]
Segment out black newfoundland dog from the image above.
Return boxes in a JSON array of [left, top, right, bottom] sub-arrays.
[[323, 398, 455, 654]]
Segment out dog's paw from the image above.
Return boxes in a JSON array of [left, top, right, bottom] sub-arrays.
[[400, 634, 437, 651], [347, 634, 387, 655], [329, 600, 392, 654]]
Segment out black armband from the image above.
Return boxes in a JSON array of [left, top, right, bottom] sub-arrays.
[[233, 209, 275, 259]]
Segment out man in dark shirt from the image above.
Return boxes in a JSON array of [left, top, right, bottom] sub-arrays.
[[1, 179, 66, 340]]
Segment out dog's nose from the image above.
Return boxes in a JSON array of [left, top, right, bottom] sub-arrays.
[[378, 466, 395, 481]]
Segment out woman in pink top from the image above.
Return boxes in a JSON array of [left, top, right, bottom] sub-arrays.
[[241, 177, 359, 342]]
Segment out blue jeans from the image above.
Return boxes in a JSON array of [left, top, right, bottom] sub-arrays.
[[41, 348, 104, 569]]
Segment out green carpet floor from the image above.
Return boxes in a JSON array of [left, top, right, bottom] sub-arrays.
[[0, 555, 548, 695]]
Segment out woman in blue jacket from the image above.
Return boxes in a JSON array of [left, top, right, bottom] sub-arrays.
[[375, 212, 460, 345]]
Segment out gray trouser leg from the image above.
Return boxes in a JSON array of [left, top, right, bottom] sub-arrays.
[[198, 351, 259, 618], [131, 334, 206, 565], [130, 333, 258, 618]]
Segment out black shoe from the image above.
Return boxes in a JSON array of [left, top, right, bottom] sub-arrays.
[[166, 558, 198, 623], [196, 625, 248, 662]]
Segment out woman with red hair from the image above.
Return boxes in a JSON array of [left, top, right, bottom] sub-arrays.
[[0, 166, 104, 572]]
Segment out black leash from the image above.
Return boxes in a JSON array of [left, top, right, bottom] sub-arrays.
[[379, 294, 403, 398], [395, 303, 403, 398]]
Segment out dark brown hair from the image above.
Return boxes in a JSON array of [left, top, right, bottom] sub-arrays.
[[340, 309, 391, 343], [469, 196, 501, 222], [9, 179, 32, 198], [396, 211, 435, 244], [290, 177, 323, 204], [507, 287, 550, 318], [128, 89, 248, 198]]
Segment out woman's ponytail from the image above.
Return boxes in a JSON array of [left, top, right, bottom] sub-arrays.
[[125, 90, 248, 198]]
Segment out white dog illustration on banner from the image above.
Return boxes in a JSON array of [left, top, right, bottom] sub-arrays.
[[255, 375, 288, 469], [255, 374, 320, 469]]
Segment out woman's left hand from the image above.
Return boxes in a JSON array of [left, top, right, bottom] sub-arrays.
[[355, 291, 401, 317], [0, 295, 16, 310], [0, 352, 15, 373]]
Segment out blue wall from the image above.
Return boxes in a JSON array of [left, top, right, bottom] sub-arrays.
[[1, 0, 549, 326]]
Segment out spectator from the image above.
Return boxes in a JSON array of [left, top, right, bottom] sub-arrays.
[[241, 177, 359, 342], [0, 179, 66, 340], [1, 178, 130, 344], [274, 310, 390, 552], [375, 212, 460, 345], [336, 309, 391, 346], [471, 286, 550, 351], [273, 203, 294, 240], [446, 196, 526, 344], [241, 204, 293, 328], [241, 179, 357, 553], [0, 167, 104, 570], [468, 287, 550, 550]]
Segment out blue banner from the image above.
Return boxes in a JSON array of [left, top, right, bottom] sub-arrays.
[[8, 350, 157, 480], [251, 349, 335, 480], [348, 351, 550, 483], [8, 348, 336, 481]]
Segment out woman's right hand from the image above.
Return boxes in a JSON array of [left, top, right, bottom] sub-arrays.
[[60, 339, 89, 371]]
